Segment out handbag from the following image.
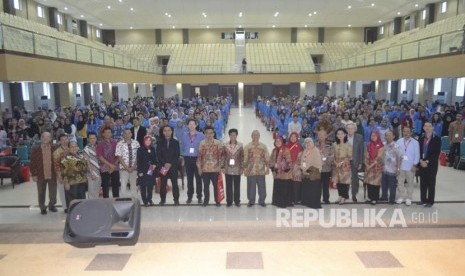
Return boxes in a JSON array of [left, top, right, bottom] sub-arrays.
[[306, 166, 321, 181]]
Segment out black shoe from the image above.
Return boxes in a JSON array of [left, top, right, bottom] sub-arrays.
[[143, 203, 149, 207], [416, 201, 425, 206], [247, 203, 253, 207], [174, 201, 180, 206], [198, 199, 202, 204], [216, 203, 221, 207], [159, 201, 165, 206], [186, 199, 192, 204], [379, 197, 388, 202], [388, 201, 395, 205], [49, 206, 58, 212], [424, 203, 433, 208], [235, 203, 241, 207], [260, 203, 266, 207], [226, 203, 232, 207], [323, 200, 330, 204], [352, 196, 358, 202], [370, 201, 377, 205], [40, 209, 47, 215], [149, 201, 155, 206], [202, 202, 207, 207]]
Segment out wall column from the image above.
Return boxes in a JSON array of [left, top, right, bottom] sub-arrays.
[[128, 83, 137, 99], [102, 83, 112, 104]]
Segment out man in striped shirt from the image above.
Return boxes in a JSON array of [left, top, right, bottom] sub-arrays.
[[83, 132, 101, 199]]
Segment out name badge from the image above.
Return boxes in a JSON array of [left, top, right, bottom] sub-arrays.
[[403, 155, 408, 161], [302, 162, 307, 168], [455, 133, 459, 138], [322, 157, 327, 161], [229, 159, 235, 166], [189, 147, 195, 154]]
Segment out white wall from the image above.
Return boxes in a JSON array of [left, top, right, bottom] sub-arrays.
[[0, 83, 12, 112], [116, 84, 129, 100], [136, 84, 150, 97], [164, 84, 178, 98], [115, 30, 156, 44]]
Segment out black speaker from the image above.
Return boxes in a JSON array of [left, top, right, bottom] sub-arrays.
[[63, 198, 141, 248]]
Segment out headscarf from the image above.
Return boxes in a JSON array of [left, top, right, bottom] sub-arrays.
[[367, 130, 383, 162], [76, 116, 86, 131], [286, 132, 303, 162], [273, 137, 285, 162], [143, 135, 153, 150]]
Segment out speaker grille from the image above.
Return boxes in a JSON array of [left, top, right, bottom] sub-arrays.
[[68, 200, 113, 237]]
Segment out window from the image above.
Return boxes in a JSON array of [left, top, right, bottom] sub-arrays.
[[37, 5, 45, 18], [434, 78, 442, 95], [96, 29, 101, 38], [401, 79, 407, 92], [387, 80, 392, 94], [379, 26, 384, 35], [43, 82, 50, 98], [0, 83, 4, 103], [422, 10, 426, 20], [76, 83, 82, 95], [441, 1, 447, 14], [21, 82, 30, 101], [456, 78, 465, 97], [57, 14, 63, 25], [13, 0, 21, 10]]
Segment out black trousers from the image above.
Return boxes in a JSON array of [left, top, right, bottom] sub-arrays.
[[161, 168, 179, 202], [420, 166, 438, 205], [100, 171, 120, 198], [184, 157, 203, 200], [449, 142, 460, 165], [367, 185, 380, 201], [225, 174, 241, 205], [66, 183, 87, 208], [202, 172, 219, 204], [321, 172, 331, 202], [292, 180, 301, 204], [337, 184, 349, 199], [139, 175, 155, 204]]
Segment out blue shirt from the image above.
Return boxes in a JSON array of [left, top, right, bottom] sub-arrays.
[[180, 131, 205, 157]]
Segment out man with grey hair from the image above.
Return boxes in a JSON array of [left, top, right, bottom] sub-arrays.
[[243, 130, 270, 207], [346, 122, 364, 202]]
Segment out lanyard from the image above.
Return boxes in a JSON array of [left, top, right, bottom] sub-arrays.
[[189, 133, 197, 144], [403, 139, 411, 153], [423, 135, 432, 158]]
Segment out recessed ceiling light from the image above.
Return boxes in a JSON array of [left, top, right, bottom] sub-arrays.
[[397, 11, 401, 15], [165, 12, 168, 16], [348, 24, 351, 27], [272, 25, 276, 28], [64, 7, 68, 10], [308, 13, 312, 16], [304, 24, 308, 27], [206, 26, 210, 29], [274, 12, 279, 17], [239, 12, 242, 17], [415, 4, 419, 8], [99, 23, 103, 26], [107, 5, 111, 9], [313, 11, 317, 14], [168, 14, 171, 18], [371, 3, 375, 7], [130, 27, 133, 29], [80, 15, 84, 18], [172, 26, 176, 29], [348, 5, 351, 9], [130, 7, 134, 11], [378, 20, 382, 23], [119, 0, 122, 2]]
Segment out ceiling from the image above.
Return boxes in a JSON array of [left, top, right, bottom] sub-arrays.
[[37, 0, 437, 30]]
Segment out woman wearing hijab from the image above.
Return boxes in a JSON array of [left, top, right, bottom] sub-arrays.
[[287, 132, 304, 205], [137, 135, 159, 207], [333, 128, 352, 205], [270, 137, 293, 208], [364, 131, 385, 205], [76, 115, 88, 147], [391, 116, 401, 140], [297, 138, 323, 209], [63, 117, 77, 142], [51, 121, 65, 143]]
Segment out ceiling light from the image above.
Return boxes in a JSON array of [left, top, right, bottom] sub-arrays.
[[397, 12, 401, 15], [130, 27, 133, 29], [202, 12, 207, 18], [308, 13, 312, 16], [371, 3, 375, 7], [274, 12, 279, 17], [165, 12, 168, 15], [415, 4, 419, 8], [168, 14, 171, 18], [64, 7, 68, 10], [99, 23, 103, 26], [239, 25, 242, 28], [107, 5, 111, 9], [119, 0, 122, 2], [80, 15, 84, 18], [378, 20, 382, 23], [272, 25, 276, 28], [313, 11, 317, 14], [239, 12, 242, 17], [130, 7, 134, 11], [206, 26, 210, 29], [348, 5, 351, 9], [304, 24, 308, 27], [348, 24, 351, 27], [172, 26, 176, 29]]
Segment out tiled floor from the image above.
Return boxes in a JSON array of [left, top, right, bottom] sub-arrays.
[[0, 107, 464, 275]]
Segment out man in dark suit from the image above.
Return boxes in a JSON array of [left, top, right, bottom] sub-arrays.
[[157, 125, 180, 206], [346, 123, 364, 202], [418, 122, 441, 207], [130, 117, 147, 146]]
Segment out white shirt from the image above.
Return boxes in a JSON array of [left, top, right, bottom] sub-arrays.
[[396, 137, 420, 171], [288, 121, 302, 136]]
